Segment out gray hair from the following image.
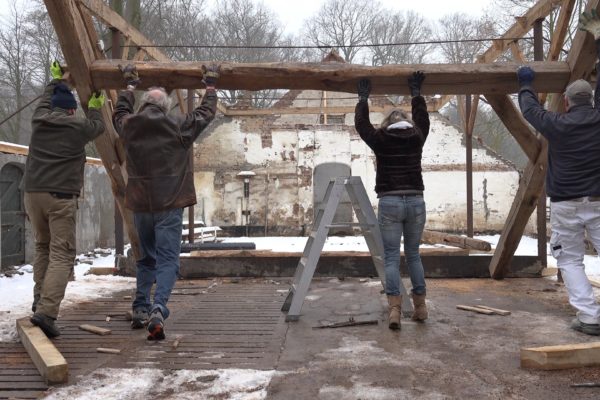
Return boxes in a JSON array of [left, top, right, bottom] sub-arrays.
[[140, 86, 172, 112]]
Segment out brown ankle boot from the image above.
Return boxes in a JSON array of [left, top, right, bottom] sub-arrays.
[[387, 295, 402, 330], [411, 293, 428, 322]]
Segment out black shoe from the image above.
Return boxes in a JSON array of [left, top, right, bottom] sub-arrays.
[[131, 309, 149, 329], [147, 309, 165, 341], [571, 318, 600, 336], [30, 313, 60, 338]]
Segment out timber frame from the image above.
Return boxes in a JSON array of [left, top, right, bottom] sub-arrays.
[[42, 0, 599, 278]]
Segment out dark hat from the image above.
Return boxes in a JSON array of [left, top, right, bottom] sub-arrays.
[[51, 83, 77, 110]]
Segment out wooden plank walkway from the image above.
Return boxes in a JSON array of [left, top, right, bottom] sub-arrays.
[[0, 280, 288, 399]]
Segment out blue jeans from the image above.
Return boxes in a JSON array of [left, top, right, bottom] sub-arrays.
[[132, 208, 183, 319], [378, 195, 426, 296]]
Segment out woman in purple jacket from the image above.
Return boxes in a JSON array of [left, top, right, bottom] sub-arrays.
[[354, 72, 430, 330]]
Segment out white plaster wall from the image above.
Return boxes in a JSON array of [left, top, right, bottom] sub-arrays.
[[195, 102, 537, 234]]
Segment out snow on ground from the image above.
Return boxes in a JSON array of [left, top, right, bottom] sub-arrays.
[[43, 368, 280, 400], [0, 249, 135, 342]]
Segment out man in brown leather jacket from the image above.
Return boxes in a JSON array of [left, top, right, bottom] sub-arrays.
[[112, 64, 219, 340], [25, 61, 105, 338]]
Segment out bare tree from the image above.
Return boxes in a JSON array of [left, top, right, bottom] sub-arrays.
[[304, 0, 381, 62], [436, 13, 497, 64], [0, 3, 38, 144], [368, 10, 432, 65]]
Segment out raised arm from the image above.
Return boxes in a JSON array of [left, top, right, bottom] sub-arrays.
[[579, 11, 600, 108], [408, 71, 430, 141], [32, 61, 65, 119], [112, 64, 140, 136], [354, 78, 377, 145], [180, 64, 220, 147]]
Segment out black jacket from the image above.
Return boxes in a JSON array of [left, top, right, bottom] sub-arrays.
[[519, 85, 600, 201], [354, 96, 430, 196], [25, 79, 105, 194], [112, 89, 217, 213]]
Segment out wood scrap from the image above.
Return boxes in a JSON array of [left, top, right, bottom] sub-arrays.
[[172, 338, 181, 350], [123, 295, 132, 300], [521, 342, 600, 370], [456, 305, 495, 315], [79, 324, 111, 336], [421, 230, 492, 251], [313, 318, 378, 329], [588, 277, 600, 288], [96, 347, 121, 354], [85, 267, 115, 276], [475, 305, 511, 316], [16, 318, 68, 384]]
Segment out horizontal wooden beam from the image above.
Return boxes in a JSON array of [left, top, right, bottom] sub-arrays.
[[87, 60, 571, 95], [16, 318, 68, 384], [0, 141, 103, 166]]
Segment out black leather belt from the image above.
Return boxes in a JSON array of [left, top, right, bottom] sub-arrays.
[[49, 192, 77, 199]]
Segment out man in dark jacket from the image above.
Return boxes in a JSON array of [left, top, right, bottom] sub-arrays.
[[516, 12, 600, 336], [354, 72, 430, 330], [112, 64, 219, 340], [25, 61, 105, 338]]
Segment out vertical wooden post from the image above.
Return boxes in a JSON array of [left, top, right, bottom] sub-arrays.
[[534, 18, 548, 268], [187, 88, 195, 244], [465, 95, 473, 237]]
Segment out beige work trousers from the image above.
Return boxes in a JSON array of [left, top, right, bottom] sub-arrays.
[[24, 192, 77, 319]]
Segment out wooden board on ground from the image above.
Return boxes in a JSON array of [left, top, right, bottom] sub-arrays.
[[421, 230, 492, 251], [97, 347, 121, 354], [16, 318, 68, 384], [475, 305, 511, 315], [79, 324, 111, 336], [588, 277, 600, 288], [85, 267, 115, 276], [456, 305, 495, 315], [521, 342, 600, 370]]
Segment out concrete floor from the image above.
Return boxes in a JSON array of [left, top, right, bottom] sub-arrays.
[[269, 277, 600, 399]]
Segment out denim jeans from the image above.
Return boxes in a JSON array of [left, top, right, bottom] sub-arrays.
[[378, 195, 426, 296], [132, 208, 183, 319]]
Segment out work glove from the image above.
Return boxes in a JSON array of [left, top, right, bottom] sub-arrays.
[[408, 71, 425, 97], [357, 78, 371, 102], [50, 60, 63, 80], [579, 10, 600, 40], [517, 65, 535, 87], [88, 92, 105, 110], [201, 64, 220, 88], [118, 63, 140, 87]]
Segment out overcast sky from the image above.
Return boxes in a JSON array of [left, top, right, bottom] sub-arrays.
[[0, 0, 494, 35], [262, 0, 493, 34]]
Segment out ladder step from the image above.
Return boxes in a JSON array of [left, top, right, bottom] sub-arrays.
[[325, 223, 375, 228]]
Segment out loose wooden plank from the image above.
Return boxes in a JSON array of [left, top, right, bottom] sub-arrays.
[[475, 305, 511, 315], [85, 267, 115, 276], [16, 318, 68, 384], [456, 305, 495, 315], [521, 342, 600, 370], [421, 230, 492, 251], [78, 324, 112, 336], [96, 347, 121, 354], [588, 277, 600, 288], [87, 60, 571, 94]]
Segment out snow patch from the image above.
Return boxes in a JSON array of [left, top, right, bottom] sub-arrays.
[[44, 368, 279, 400]]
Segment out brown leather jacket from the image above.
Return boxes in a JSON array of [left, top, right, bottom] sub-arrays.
[[112, 89, 217, 213]]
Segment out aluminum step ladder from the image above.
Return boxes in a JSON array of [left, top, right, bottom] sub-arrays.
[[282, 176, 413, 321]]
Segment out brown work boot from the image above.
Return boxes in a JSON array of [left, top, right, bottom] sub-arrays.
[[387, 295, 402, 330], [411, 293, 428, 322]]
